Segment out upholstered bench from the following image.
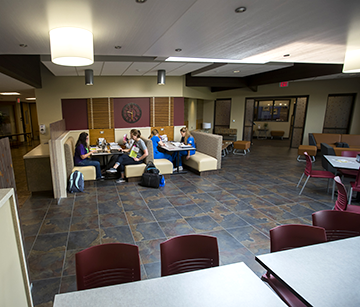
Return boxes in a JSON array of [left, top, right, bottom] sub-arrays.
[[183, 152, 217, 173], [125, 137, 173, 181], [297, 145, 317, 162], [64, 137, 96, 181], [271, 131, 285, 139], [233, 141, 251, 155]]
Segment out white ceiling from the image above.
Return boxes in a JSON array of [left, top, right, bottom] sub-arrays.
[[1, 0, 360, 97]]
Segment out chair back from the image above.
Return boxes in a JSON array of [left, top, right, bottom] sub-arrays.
[[76, 243, 141, 290], [334, 176, 349, 211], [269, 224, 326, 252], [160, 234, 219, 277], [304, 152, 313, 176], [312, 210, 360, 241], [320, 143, 336, 173], [341, 151, 360, 157]]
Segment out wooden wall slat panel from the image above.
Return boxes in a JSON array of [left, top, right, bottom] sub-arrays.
[[151, 126, 174, 142], [89, 129, 115, 145], [87, 98, 114, 129]]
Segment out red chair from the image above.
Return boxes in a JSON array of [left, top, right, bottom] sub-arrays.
[[334, 176, 360, 213], [312, 210, 360, 241], [160, 234, 219, 277], [297, 152, 335, 196], [76, 243, 141, 290], [262, 224, 326, 307], [348, 168, 360, 205], [341, 151, 360, 158]]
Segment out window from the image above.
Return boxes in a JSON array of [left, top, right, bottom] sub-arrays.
[[253, 99, 290, 122]]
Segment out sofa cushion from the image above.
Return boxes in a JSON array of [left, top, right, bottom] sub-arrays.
[[341, 134, 360, 147], [313, 133, 341, 149], [72, 166, 96, 180], [125, 163, 146, 178], [154, 159, 173, 175], [183, 152, 217, 172]]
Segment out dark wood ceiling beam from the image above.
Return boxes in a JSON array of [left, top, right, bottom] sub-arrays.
[[246, 63, 344, 87], [186, 73, 247, 88], [0, 55, 42, 88]]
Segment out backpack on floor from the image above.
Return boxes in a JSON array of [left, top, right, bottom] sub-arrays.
[[68, 170, 84, 193], [139, 161, 161, 188]]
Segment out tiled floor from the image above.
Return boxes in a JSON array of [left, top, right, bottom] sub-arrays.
[[14, 139, 358, 307]]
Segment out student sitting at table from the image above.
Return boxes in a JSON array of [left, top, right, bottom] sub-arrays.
[[173, 127, 196, 171], [106, 129, 148, 183], [74, 132, 103, 180], [149, 129, 173, 161]]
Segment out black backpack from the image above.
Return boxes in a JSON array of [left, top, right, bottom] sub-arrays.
[[68, 170, 84, 193], [139, 161, 160, 188]]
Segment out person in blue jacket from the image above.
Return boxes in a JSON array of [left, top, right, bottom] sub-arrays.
[[174, 126, 196, 170], [74, 132, 102, 179], [149, 129, 173, 161]]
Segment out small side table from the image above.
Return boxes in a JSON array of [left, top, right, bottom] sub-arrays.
[[257, 129, 268, 139]]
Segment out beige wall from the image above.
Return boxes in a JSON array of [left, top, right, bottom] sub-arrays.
[[36, 66, 360, 145], [35, 67, 215, 143], [215, 78, 360, 144]]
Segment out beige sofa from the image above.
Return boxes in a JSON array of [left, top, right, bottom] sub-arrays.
[[64, 136, 96, 180], [125, 137, 173, 181], [310, 133, 360, 150], [182, 131, 221, 175]]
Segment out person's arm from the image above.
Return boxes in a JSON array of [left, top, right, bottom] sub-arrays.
[[134, 148, 148, 162], [78, 145, 92, 160]]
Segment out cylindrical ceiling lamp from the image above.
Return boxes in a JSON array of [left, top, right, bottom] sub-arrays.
[[85, 69, 94, 85], [343, 49, 360, 73], [49, 27, 94, 66], [157, 69, 166, 85]]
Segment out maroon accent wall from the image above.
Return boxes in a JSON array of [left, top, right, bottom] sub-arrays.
[[113, 98, 150, 128], [174, 97, 184, 126], [61, 99, 88, 130]]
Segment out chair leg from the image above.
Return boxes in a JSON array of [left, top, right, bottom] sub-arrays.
[[332, 180, 335, 200], [349, 188, 353, 205], [299, 175, 310, 195], [297, 173, 305, 188], [327, 178, 330, 194]]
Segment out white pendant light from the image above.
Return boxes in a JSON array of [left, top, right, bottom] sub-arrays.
[[50, 27, 94, 66], [343, 49, 360, 73]]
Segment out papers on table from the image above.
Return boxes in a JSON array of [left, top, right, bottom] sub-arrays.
[[171, 142, 181, 146], [180, 144, 193, 148], [110, 144, 121, 150]]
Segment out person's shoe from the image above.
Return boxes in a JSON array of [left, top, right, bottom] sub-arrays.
[[116, 178, 126, 183], [178, 166, 183, 171], [106, 168, 117, 173]]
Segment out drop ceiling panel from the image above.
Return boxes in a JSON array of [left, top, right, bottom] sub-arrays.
[[122, 62, 159, 76], [101, 62, 133, 76], [143, 62, 188, 76], [76, 63, 104, 76], [167, 63, 213, 76]]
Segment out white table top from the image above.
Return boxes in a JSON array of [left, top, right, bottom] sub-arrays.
[[53, 262, 286, 307], [161, 141, 196, 152], [256, 236, 360, 307], [23, 143, 50, 159], [324, 155, 360, 170]]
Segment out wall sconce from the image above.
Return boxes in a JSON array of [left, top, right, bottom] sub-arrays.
[[49, 27, 94, 66], [343, 49, 360, 73], [157, 70, 166, 85], [85, 69, 94, 85]]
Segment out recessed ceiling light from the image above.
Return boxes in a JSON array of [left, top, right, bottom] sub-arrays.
[[19, 44, 27, 48], [0, 92, 20, 95], [235, 7, 246, 13], [234, 70, 240, 73], [26, 97, 36, 100], [175, 48, 182, 52], [114, 46, 122, 49], [136, 0, 147, 3], [136, 69, 142, 72]]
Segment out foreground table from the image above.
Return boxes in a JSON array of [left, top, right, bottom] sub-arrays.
[[324, 155, 360, 170], [256, 236, 360, 307], [54, 262, 286, 307], [160, 142, 196, 174]]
